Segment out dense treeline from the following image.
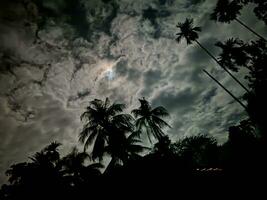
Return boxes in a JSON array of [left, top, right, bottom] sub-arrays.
[[1, 0, 267, 198]]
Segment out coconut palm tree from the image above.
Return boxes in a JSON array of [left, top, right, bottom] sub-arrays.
[[29, 141, 62, 168], [60, 147, 103, 186], [60, 147, 90, 177], [105, 131, 148, 165], [215, 38, 250, 72], [131, 98, 171, 143], [104, 130, 149, 174], [79, 98, 134, 161], [211, 0, 266, 41], [176, 18, 249, 92]]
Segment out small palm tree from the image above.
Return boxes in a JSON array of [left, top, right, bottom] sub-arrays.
[[211, 0, 266, 41], [60, 147, 90, 177], [29, 141, 61, 168], [131, 98, 171, 143], [60, 147, 103, 186], [79, 98, 134, 161], [176, 18, 249, 93]]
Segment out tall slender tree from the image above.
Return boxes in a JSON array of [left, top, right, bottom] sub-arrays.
[[176, 18, 249, 92], [131, 98, 171, 143], [211, 0, 266, 41]]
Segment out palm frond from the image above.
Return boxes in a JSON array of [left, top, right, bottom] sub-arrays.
[[104, 97, 110, 109], [151, 106, 169, 117], [176, 34, 183, 44], [128, 130, 142, 140], [107, 103, 126, 116], [193, 26, 201, 32], [135, 117, 146, 131], [44, 141, 62, 152], [152, 115, 171, 128], [90, 99, 104, 109], [127, 144, 149, 153], [78, 125, 98, 144], [131, 108, 142, 118]]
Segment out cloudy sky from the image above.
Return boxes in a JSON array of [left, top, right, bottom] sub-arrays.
[[0, 0, 266, 184]]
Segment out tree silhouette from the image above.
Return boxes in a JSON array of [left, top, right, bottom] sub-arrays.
[[131, 98, 171, 143], [235, 0, 267, 25], [211, 0, 266, 41], [1, 142, 66, 199], [59, 147, 103, 190], [176, 18, 249, 92], [220, 119, 264, 176], [215, 38, 250, 72], [79, 98, 134, 161], [174, 135, 218, 168], [104, 130, 148, 175], [105, 131, 148, 165], [253, 1, 267, 25], [152, 135, 177, 158], [29, 141, 61, 168]]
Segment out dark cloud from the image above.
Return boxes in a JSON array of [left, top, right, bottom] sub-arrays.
[[201, 87, 217, 104], [144, 69, 162, 86]]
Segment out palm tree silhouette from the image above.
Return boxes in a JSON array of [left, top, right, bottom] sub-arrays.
[[60, 147, 90, 177], [104, 130, 148, 174], [79, 98, 134, 161], [215, 38, 249, 72], [176, 18, 249, 93], [29, 141, 62, 168], [60, 147, 103, 186], [152, 135, 176, 158], [105, 131, 148, 165], [211, 0, 266, 41], [131, 98, 171, 143]]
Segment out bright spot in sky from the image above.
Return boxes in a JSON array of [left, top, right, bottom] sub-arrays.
[[105, 68, 115, 80], [97, 58, 123, 81]]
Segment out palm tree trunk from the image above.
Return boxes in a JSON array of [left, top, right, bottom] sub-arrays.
[[195, 39, 250, 93], [203, 69, 248, 111], [235, 18, 267, 42]]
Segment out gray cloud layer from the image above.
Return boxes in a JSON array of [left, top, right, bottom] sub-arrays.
[[0, 0, 266, 184]]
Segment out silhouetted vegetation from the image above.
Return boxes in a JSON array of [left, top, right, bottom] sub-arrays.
[[1, 0, 267, 198]]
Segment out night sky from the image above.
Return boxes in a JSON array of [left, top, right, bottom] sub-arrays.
[[0, 0, 266, 184]]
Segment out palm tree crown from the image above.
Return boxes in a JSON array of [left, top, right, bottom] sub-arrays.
[[131, 98, 171, 142], [211, 0, 266, 41], [210, 0, 243, 23], [105, 131, 148, 165], [216, 38, 249, 72], [176, 18, 201, 45], [79, 98, 134, 161]]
